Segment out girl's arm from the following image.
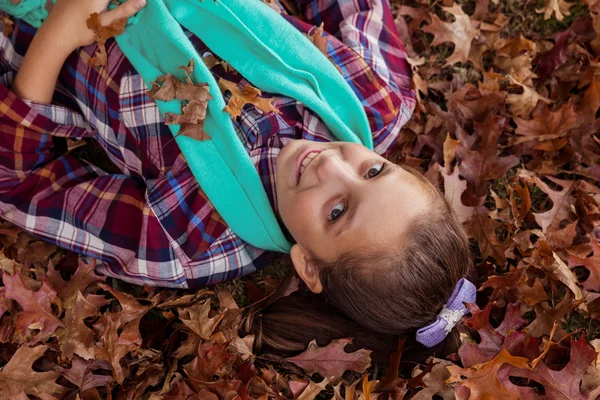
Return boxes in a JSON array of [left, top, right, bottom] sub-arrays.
[[12, 0, 145, 103]]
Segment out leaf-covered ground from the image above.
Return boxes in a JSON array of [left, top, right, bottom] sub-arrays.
[[2, 0, 600, 399]]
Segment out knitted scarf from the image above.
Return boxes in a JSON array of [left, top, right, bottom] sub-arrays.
[[0, 0, 372, 253]]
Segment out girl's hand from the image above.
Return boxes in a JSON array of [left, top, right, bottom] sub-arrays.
[[43, 0, 146, 52]]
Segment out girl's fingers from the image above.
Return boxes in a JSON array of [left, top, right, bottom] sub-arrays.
[[98, 0, 146, 26]]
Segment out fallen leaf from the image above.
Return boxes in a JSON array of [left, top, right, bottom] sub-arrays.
[[59, 357, 113, 392], [86, 13, 127, 67], [423, 4, 479, 65], [218, 78, 280, 118], [446, 347, 532, 399], [286, 339, 372, 381], [537, 0, 572, 21], [3, 272, 63, 343], [57, 291, 99, 360], [509, 335, 600, 400], [47, 258, 105, 310], [0, 344, 64, 397], [179, 299, 224, 340]]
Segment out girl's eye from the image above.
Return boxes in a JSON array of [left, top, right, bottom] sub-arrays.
[[328, 201, 345, 221], [365, 163, 385, 179]]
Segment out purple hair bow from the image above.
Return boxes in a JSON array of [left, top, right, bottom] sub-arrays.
[[415, 278, 476, 348]]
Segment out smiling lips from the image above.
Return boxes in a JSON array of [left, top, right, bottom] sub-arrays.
[[296, 149, 324, 185]]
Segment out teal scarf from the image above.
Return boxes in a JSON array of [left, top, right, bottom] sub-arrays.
[[1, 0, 372, 253]]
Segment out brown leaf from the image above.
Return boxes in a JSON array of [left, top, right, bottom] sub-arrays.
[[86, 13, 127, 67], [442, 167, 477, 223], [218, 78, 280, 118], [94, 313, 140, 384], [179, 299, 224, 340], [464, 206, 507, 265], [47, 258, 105, 310], [59, 357, 113, 392], [98, 282, 153, 324], [514, 102, 578, 148], [520, 172, 576, 233], [506, 75, 550, 118], [537, 0, 572, 21], [57, 291, 99, 360], [447, 347, 531, 399], [422, 4, 479, 65], [0, 344, 64, 397], [3, 272, 63, 343], [411, 358, 455, 400], [455, 114, 519, 198], [481, 267, 550, 306], [286, 339, 372, 381], [524, 293, 574, 337], [296, 378, 330, 400], [184, 341, 232, 382]]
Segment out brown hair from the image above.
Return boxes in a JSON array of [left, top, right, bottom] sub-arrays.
[[243, 167, 473, 365]]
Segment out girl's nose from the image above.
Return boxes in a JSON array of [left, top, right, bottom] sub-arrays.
[[316, 152, 356, 183]]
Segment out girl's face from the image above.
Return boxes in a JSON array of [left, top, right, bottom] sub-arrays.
[[275, 140, 432, 264]]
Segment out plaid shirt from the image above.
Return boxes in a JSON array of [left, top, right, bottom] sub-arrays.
[[0, 0, 414, 289]]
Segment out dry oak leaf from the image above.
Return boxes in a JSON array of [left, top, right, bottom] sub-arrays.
[[58, 357, 113, 392], [57, 291, 99, 361], [497, 34, 537, 59], [98, 282, 154, 324], [47, 257, 105, 310], [184, 341, 231, 382], [296, 377, 330, 400], [464, 206, 508, 265], [411, 358, 456, 400], [509, 335, 600, 400], [218, 78, 280, 118], [446, 347, 531, 400], [165, 99, 211, 142], [286, 339, 372, 381], [537, 0, 572, 21], [455, 114, 520, 198], [441, 167, 476, 224], [422, 4, 479, 65], [86, 13, 127, 67], [179, 298, 224, 340], [524, 293, 573, 338], [566, 235, 600, 291], [481, 267, 550, 306], [578, 60, 600, 119], [514, 102, 578, 148], [148, 73, 212, 102], [3, 272, 63, 343], [0, 344, 65, 397], [506, 75, 550, 118], [458, 303, 527, 368], [94, 312, 140, 384], [524, 173, 575, 233]]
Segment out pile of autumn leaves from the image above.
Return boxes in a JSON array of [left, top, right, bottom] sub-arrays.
[[2, 0, 600, 399]]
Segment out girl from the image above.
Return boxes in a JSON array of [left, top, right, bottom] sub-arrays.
[[0, 0, 473, 361]]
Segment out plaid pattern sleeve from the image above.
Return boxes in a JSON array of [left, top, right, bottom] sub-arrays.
[[0, 82, 191, 288], [289, 0, 415, 153]]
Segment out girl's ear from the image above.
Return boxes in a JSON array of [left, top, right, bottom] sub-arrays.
[[290, 244, 323, 294]]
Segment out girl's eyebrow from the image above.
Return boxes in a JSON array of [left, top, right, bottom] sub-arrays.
[[334, 163, 397, 237]]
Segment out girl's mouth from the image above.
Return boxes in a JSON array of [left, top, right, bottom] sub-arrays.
[[296, 148, 323, 185]]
